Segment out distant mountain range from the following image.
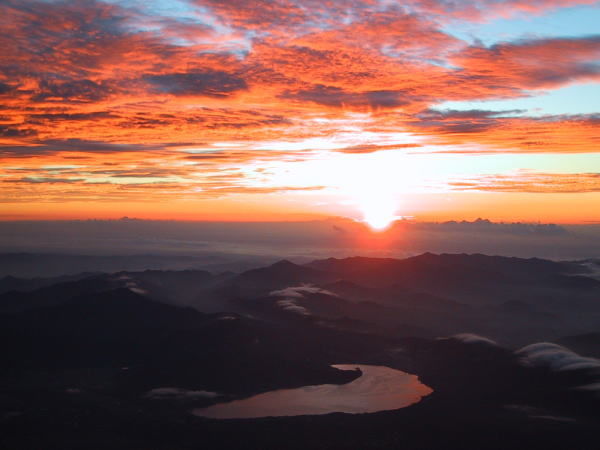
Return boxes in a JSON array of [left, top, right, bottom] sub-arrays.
[[2, 253, 599, 345]]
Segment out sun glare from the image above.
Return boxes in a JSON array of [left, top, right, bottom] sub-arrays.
[[250, 140, 424, 229], [357, 193, 398, 230]]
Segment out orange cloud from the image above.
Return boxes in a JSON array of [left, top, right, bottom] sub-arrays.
[[449, 172, 600, 193], [451, 37, 600, 91], [0, 0, 599, 218], [406, 112, 600, 153]]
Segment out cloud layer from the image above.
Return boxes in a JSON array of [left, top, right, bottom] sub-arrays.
[[0, 0, 598, 209]]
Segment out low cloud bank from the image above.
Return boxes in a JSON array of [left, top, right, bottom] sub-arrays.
[[113, 275, 148, 295], [442, 333, 499, 347], [516, 342, 600, 372], [516, 342, 600, 397], [269, 285, 338, 316], [270, 285, 339, 299], [144, 387, 219, 401], [275, 299, 310, 316], [409, 219, 567, 236]]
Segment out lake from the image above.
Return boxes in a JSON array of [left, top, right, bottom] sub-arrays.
[[193, 364, 432, 419]]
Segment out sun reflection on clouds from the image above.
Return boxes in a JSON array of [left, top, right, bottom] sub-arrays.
[[245, 140, 438, 229]]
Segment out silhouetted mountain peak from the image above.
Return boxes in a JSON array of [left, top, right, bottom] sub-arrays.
[[226, 259, 333, 299], [270, 259, 300, 269], [239, 259, 325, 280]]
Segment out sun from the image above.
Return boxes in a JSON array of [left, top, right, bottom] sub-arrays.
[[357, 193, 398, 231], [248, 140, 415, 230]]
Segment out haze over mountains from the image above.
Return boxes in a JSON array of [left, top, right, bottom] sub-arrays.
[[4, 219, 600, 278], [3, 253, 598, 345]]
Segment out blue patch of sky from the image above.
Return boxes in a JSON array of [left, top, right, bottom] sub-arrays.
[[443, 4, 600, 46], [101, 0, 218, 34], [434, 83, 600, 117], [103, 0, 198, 18], [102, 0, 252, 56], [437, 5, 600, 117]]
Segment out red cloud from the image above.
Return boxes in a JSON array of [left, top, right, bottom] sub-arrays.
[[405, 113, 600, 153], [452, 36, 600, 91], [1, 0, 599, 205]]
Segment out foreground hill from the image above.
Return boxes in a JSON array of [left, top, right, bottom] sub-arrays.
[[2, 253, 600, 449], [0, 288, 386, 397]]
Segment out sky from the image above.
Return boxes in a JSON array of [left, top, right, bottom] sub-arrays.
[[1, 0, 599, 227]]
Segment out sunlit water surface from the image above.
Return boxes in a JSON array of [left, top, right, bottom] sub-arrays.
[[193, 364, 433, 419]]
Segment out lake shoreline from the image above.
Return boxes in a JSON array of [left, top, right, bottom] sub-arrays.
[[193, 364, 432, 420]]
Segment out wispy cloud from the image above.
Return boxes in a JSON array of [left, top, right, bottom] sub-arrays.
[[269, 284, 339, 316]]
